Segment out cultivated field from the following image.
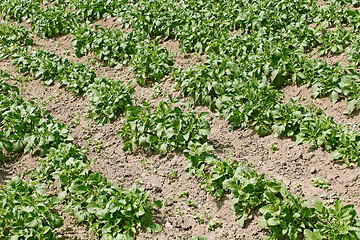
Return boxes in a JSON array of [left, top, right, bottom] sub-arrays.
[[1, 0, 360, 239]]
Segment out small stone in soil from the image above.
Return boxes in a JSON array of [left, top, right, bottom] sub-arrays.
[[165, 221, 173, 229]]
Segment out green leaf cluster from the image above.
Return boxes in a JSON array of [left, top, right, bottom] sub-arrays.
[[129, 40, 174, 86], [12, 49, 96, 94], [0, 177, 63, 239], [0, 22, 33, 58], [0, 83, 72, 159], [71, 25, 143, 67], [0, 22, 33, 46], [117, 101, 211, 154], [70, 0, 126, 22], [30, 6, 77, 38], [0, 0, 126, 38], [86, 78, 134, 125]]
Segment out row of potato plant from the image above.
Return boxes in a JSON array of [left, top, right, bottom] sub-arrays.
[[173, 55, 360, 165], [0, 72, 72, 159], [0, 78, 70, 238], [29, 142, 162, 239], [4, 0, 360, 72], [114, 0, 360, 57], [0, 22, 134, 125], [2, 3, 360, 239], [5, 33, 358, 237], [12, 48, 96, 94], [0, 24, 162, 238], [0, 76, 160, 239], [0, 22, 33, 58], [117, 99, 211, 154], [187, 144, 360, 240], [71, 24, 175, 85], [0, 0, 127, 38], [69, 0, 360, 113], [4, 64, 358, 239], [8, 48, 134, 124], [0, 176, 64, 239]]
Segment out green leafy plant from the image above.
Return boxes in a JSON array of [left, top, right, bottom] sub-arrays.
[[0, 177, 63, 239], [11, 49, 96, 94], [0, 0, 39, 22], [311, 178, 329, 191], [317, 28, 352, 56], [70, 0, 123, 22], [0, 22, 33, 46], [30, 6, 77, 38], [71, 25, 144, 67], [117, 100, 211, 154], [259, 193, 318, 240], [308, 199, 360, 239], [86, 78, 134, 125], [129, 40, 174, 86], [70, 24, 98, 57], [0, 86, 73, 157], [223, 165, 284, 227], [206, 218, 222, 231], [268, 142, 278, 153]]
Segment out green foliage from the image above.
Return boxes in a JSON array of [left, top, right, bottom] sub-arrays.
[[223, 166, 285, 227], [171, 56, 239, 107], [12, 49, 96, 94], [30, 6, 77, 38], [0, 78, 161, 239], [2, 0, 360, 239], [0, 0, 39, 22], [0, 22, 33, 58], [0, 87, 73, 158], [117, 100, 211, 154], [30, 143, 91, 186], [118, 0, 181, 38], [70, 0, 126, 22], [216, 79, 282, 136], [71, 25, 144, 67], [0, 0, 125, 39], [202, 157, 238, 198], [206, 218, 222, 231], [70, 24, 98, 57], [185, 150, 360, 239], [311, 178, 329, 191], [91, 29, 143, 67], [33, 143, 162, 239], [129, 40, 174, 86], [317, 28, 352, 56], [0, 22, 33, 46], [311, 199, 360, 239], [259, 193, 318, 240], [183, 142, 214, 177], [0, 177, 63, 239], [86, 78, 134, 125], [346, 36, 360, 67]]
